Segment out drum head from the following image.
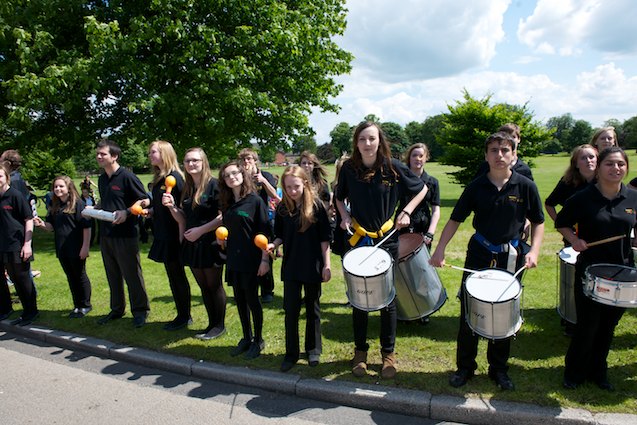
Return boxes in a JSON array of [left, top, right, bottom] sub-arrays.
[[558, 247, 579, 265], [343, 246, 392, 277], [586, 264, 637, 283], [465, 269, 521, 302], [398, 233, 425, 260]]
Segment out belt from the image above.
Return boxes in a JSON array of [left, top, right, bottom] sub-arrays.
[[348, 218, 394, 246], [473, 232, 519, 254]]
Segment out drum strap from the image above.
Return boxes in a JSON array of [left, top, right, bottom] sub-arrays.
[[474, 232, 519, 253], [349, 219, 394, 246]]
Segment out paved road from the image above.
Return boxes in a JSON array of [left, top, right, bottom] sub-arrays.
[[0, 331, 461, 425]]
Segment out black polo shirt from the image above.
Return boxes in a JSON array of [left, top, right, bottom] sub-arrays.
[[545, 178, 591, 208], [46, 199, 91, 258], [336, 158, 424, 232], [0, 186, 33, 252], [397, 171, 440, 227], [274, 201, 332, 284], [451, 171, 544, 245], [182, 178, 220, 237], [98, 166, 147, 238], [555, 184, 637, 267], [152, 172, 185, 241], [223, 192, 272, 273]]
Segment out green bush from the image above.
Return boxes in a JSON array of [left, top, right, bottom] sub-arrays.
[[23, 150, 76, 191]]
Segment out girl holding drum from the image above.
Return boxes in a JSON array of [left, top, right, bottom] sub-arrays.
[[336, 121, 427, 379], [556, 147, 636, 391], [162, 147, 226, 339], [398, 143, 440, 248], [267, 165, 332, 372], [430, 132, 545, 391], [218, 160, 272, 359], [146, 141, 192, 331], [34, 176, 92, 318]]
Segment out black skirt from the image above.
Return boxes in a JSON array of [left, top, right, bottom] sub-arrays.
[[181, 235, 225, 268], [148, 238, 182, 263]]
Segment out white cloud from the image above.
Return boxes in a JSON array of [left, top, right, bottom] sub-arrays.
[[341, 0, 510, 82], [517, 0, 637, 56]]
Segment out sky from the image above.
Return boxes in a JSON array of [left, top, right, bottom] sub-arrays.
[[308, 0, 637, 144]]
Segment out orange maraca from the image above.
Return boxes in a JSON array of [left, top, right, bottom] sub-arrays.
[[130, 204, 144, 216], [215, 226, 228, 241], [165, 175, 176, 194], [253, 234, 269, 250]]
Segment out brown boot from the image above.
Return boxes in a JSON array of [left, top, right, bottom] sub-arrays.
[[381, 351, 397, 379], [351, 350, 368, 377]]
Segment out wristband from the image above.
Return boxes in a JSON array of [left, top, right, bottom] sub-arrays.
[[402, 210, 411, 218], [424, 232, 434, 240]]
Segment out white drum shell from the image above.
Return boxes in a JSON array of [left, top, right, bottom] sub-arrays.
[[342, 246, 395, 311], [395, 234, 446, 320], [584, 264, 637, 308], [464, 269, 523, 340], [558, 247, 578, 324]]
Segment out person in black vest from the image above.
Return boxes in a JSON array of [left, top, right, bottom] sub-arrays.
[[34, 176, 92, 318], [336, 121, 427, 379], [556, 147, 636, 391], [267, 165, 332, 372], [95, 139, 150, 328], [0, 164, 37, 325], [430, 131, 545, 391]]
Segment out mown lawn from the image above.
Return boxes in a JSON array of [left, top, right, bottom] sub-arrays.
[[19, 153, 637, 413]]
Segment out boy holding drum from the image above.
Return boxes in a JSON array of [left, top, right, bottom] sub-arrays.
[[430, 131, 544, 390]]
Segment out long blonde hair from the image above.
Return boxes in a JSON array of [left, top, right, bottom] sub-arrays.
[[50, 176, 80, 214], [149, 140, 184, 187], [281, 165, 318, 232], [181, 147, 213, 208]]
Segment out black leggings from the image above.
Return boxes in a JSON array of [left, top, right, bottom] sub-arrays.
[[164, 260, 191, 320], [191, 266, 226, 330]]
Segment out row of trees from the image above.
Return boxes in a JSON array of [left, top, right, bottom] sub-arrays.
[[317, 92, 637, 186]]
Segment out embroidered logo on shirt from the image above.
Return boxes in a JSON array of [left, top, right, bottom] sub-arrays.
[[508, 195, 523, 203], [111, 185, 122, 191], [2, 205, 13, 210], [625, 208, 635, 215], [238, 210, 250, 218]]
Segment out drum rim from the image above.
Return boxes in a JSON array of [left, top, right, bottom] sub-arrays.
[[397, 233, 426, 261], [465, 269, 522, 303], [342, 246, 393, 275]]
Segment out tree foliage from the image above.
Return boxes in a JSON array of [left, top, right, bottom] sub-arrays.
[[1, 0, 352, 167], [329, 121, 353, 156], [405, 115, 445, 161], [437, 90, 552, 186]]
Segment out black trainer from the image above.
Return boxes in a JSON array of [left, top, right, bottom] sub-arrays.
[[489, 370, 515, 390], [449, 369, 474, 388]]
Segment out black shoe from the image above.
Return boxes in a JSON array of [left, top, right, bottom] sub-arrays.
[[308, 354, 320, 367], [563, 379, 579, 390], [596, 379, 615, 391], [133, 315, 147, 328], [449, 369, 474, 388], [489, 371, 515, 390], [280, 358, 297, 372], [77, 307, 92, 318], [244, 339, 265, 360], [230, 338, 252, 357], [11, 311, 39, 327], [98, 312, 123, 325], [69, 308, 80, 319], [195, 326, 226, 340], [163, 317, 192, 331], [261, 294, 274, 303], [0, 310, 14, 321]]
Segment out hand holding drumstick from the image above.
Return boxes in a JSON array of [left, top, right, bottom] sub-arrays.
[[571, 234, 625, 252]]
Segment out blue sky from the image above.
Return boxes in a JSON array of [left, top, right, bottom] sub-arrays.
[[309, 0, 637, 143]]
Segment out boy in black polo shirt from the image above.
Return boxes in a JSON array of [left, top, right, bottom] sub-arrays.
[[430, 131, 544, 390]]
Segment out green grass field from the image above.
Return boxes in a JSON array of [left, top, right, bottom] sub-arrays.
[[21, 154, 637, 413]]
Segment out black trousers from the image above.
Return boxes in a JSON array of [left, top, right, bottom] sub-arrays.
[[283, 279, 322, 360], [564, 265, 625, 384], [100, 236, 149, 317], [58, 256, 91, 309], [230, 271, 263, 342], [258, 256, 275, 296], [0, 255, 37, 316], [456, 238, 524, 373], [165, 260, 191, 320]]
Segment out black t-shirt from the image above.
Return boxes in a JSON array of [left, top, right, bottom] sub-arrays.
[[451, 171, 544, 245], [274, 201, 332, 283], [151, 172, 185, 242], [397, 171, 440, 228], [545, 178, 591, 208], [98, 167, 147, 238], [182, 178, 221, 239], [555, 184, 637, 268], [475, 159, 534, 181], [254, 169, 278, 206], [223, 192, 272, 273], [0, 186, 33, 252], [46, 199, 91, 258]]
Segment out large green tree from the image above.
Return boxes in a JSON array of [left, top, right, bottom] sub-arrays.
[[329, 121, 353, 156], [438, 90, 551, 186], [1, 0, 352, 164]]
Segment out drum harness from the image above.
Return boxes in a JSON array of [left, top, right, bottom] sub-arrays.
[[349, 218, 394, 247], [473, 232, 519, 273]]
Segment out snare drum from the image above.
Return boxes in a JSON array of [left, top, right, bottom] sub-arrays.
[[342, 246, 395, 311], [557, 247, 578, 324], [584, 264, 637, 308], [395, 233, 447, 320], [464, 269, 523, 339]]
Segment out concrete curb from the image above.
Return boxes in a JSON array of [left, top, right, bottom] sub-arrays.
[[1, 321, 635, 425]]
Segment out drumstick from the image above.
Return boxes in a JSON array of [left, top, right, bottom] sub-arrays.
[[496, 265, 527, 302], [586, 234, 625, 247], [357, 228, 398, 266], [445, 264, 508, 280]]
